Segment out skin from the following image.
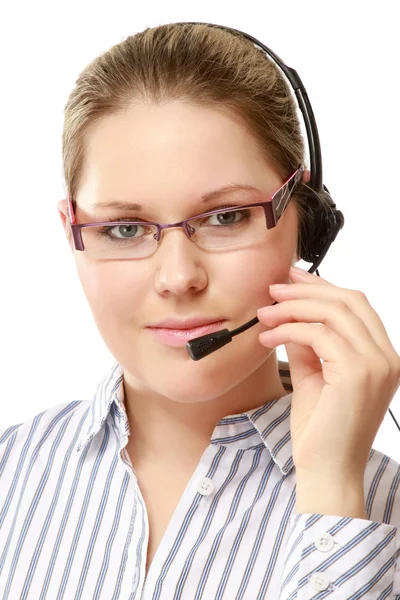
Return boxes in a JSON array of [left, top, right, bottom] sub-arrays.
[[58, 100, 311, 467]]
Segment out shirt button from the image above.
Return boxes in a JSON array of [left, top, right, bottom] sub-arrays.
[[197, 477, 215, 496], [315, 532, 335, 552], [309, 572, 330, 591]]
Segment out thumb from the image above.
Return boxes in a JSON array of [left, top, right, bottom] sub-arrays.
[[285, 341, 322, 389]]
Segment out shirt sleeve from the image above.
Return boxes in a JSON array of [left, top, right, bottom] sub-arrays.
[[279, 513, 400, 599]]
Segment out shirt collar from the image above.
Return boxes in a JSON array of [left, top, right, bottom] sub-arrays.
[[75, 362, 126, 453], [76, 360, 294, 476]]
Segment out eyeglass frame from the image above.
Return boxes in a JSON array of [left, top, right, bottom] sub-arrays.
[[66, 165, 304, 255]]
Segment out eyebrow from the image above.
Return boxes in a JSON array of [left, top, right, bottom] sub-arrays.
[[91, 183, 263, 212]]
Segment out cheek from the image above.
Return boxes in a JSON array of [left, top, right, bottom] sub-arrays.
[[221, 205, 297, 305], [218, 243, 293, 311], [75, 258, 148, 322]]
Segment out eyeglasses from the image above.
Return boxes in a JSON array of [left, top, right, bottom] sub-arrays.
[[67, 166, 304, 260]]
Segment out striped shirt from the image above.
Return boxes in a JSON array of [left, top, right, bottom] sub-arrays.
[[1, 360, 400, 599]]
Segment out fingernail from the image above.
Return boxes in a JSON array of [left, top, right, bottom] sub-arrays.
[[257, 305, 273, 316], [269, 283, 289, 289], [290, 266, 308, 274]]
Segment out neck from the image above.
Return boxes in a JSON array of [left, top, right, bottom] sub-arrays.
[[123, 352, 288, 468]]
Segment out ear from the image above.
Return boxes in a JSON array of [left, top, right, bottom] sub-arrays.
[[302, 168, 311, 184], [293, 169, 310, 263], [57, 199, 68, 230], [57, 199, 74, 251]]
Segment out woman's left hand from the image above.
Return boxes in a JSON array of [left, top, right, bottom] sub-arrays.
[[257, 265, 400, 482]]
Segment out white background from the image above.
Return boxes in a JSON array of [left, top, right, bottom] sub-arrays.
[[1, 0, 399, 460]]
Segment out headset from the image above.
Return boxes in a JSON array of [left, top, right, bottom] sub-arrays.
[[172, 22, 400, 434]]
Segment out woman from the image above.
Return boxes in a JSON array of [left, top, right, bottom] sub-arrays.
[[1, 22, 399, 599]]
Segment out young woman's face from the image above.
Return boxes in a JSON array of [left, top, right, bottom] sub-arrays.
[[60, 101, 300, 403]]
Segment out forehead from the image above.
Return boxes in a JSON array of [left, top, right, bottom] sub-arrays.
[[76, 101, 282, 214]]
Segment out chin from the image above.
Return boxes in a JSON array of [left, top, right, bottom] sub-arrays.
[[156, 364, 248, 404]]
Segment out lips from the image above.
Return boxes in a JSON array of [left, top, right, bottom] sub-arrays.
[[148, 316, 225, 330], [146, 318, 227, 348]]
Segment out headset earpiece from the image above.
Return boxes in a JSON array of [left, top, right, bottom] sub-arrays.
[[299, 187, 344, 265]]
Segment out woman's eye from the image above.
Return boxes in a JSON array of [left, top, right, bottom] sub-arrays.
[[109, 223, 145, 239], [97, 220, 148, 240], [206, 210, 246, 226]]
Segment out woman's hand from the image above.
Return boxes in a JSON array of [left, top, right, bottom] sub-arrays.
[[257, 266, 400, 484]]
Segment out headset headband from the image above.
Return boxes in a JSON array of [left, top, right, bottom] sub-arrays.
[[174, 22, 323, 192]]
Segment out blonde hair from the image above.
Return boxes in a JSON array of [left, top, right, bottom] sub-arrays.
[[62, 22, 331, 256]]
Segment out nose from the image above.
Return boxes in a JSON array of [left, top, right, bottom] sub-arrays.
[[153, 228, 208, 297]]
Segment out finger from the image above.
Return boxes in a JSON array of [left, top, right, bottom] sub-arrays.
[[290, 266, 332, 284], [259, 322, 353, 367], [258, 298, 379, 356], [269, 282, 398, 361], [284, 340, 324, 391]]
